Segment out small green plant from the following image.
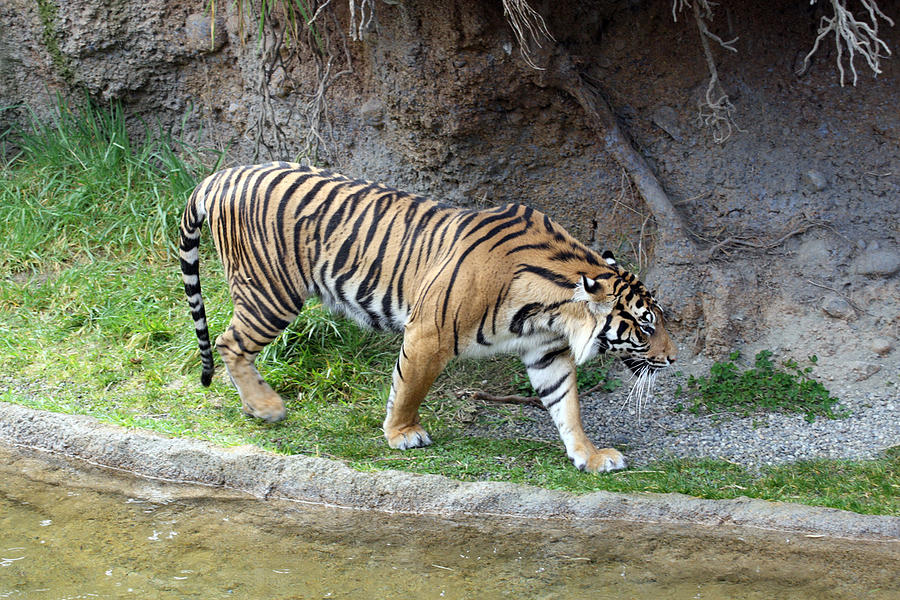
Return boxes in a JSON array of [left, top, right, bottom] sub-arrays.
[[675, 350, 846, 422]]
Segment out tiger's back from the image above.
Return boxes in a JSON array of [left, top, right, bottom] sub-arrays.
[[180, 162, 676, 472]]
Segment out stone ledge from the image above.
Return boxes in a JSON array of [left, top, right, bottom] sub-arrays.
[[1, 401, 897, 541]]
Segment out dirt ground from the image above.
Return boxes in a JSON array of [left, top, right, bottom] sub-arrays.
[[0, 0, 897, 392]]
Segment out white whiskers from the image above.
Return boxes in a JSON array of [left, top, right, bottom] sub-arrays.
[[620, 364, 659, 420]]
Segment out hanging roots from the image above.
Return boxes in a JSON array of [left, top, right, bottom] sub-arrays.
[[673, 1, 744, 143], [798, 0, 894, 86], [239, 1, 352, 162], [348, 0, 376, 41], [692, 0, 744, 144], [502, 0, 554, 69], [348, 1, 554, 70]]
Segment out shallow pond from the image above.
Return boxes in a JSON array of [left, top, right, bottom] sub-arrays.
[[1, 448, 897, 599]]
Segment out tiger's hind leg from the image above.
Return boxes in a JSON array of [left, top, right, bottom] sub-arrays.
[[215, 304, 299, 423]]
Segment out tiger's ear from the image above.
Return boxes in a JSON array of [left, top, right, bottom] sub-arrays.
[[601, 250, 617, 266], [582, 274, 602, 295], [574, 274, 615, 313]]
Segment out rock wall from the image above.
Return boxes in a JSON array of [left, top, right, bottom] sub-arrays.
[[1, 0, 635, 243], [1, 0, 898, 381]]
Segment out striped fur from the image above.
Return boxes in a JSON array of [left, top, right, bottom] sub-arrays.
[[179, 162, 676, 472]]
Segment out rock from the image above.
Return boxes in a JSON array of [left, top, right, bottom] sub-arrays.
[[651, 106, 683, 143], [870, 337, 893, 356], [360, 98, 385, 128], [821, 295, 855, 320], [850, 362, 881, 382], [184, 13, 227, 53], [796, 237, 832, 271], [802, 169, 828, 192], [853, 248, 900, 278]]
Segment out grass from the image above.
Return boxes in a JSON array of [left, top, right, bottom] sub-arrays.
[[1, 99, 897, 516]]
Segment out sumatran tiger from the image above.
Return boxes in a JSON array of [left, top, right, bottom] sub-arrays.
[[179, 162, 676, 472]]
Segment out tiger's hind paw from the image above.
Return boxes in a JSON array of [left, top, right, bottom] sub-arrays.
[[385, 425, 433, 450], [241, 394, 286, 423]]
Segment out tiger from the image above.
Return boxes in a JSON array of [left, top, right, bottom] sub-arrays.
[[179, 162, 676, 473]]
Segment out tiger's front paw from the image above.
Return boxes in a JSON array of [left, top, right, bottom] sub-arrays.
[[385, 425, 433, 450], [573, 447, 626, 473]]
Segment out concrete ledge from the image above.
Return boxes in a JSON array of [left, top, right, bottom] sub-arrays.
[[1, 402, 897, 541]]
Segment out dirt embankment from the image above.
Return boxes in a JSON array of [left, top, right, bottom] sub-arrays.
[[1, 0, 897, 387]]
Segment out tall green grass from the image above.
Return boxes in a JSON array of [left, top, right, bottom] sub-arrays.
[[0, 96, 415, 449], [0, 98, 208, 273]]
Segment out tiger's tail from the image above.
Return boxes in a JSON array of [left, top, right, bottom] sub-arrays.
[[179, 184, 215, 387]]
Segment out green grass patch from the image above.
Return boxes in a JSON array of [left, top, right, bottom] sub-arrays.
[[1, 99, 896, 516], [675, 350, 846, 422]]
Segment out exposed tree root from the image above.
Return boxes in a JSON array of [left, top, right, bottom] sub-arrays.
[[501, 0, 554, 69], [348, 0, 376, 41], [799, 0, 894, 86], [240, 1, 352, 162], [689, 0, 744, 144], [532, 49, 699, 263], [806, 279, 870, 316], [700, 218, 827, 261], [471, 391, 545, 409]]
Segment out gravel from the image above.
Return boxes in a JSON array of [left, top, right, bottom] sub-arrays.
[[466, 358, 900, 469]]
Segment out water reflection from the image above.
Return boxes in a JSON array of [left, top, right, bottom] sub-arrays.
[[1, 449, 897, 599]]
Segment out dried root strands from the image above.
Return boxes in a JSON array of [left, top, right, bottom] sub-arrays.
[[799, 0, 895, 86], [502, 0, 554, 69], [691, 1, 743, 144], [348, 0, 375, 41], [672, 1, 744, 143]]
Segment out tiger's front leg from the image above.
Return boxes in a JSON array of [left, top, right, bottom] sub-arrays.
[[522, 346, 626, 472], [382, 324, 452, 450]]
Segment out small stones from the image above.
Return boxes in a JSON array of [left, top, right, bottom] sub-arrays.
[[870, 337, 894, 356], [802, 169, 828, 192], [853, 247, 900, 278], [850, 361, 881, 382], [821, 294, 855, 320], [360, 98, 385, 128]]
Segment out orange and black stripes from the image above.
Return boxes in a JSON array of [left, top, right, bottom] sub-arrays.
[[181, 163, 668, 382], [178, 162, 677, 472]]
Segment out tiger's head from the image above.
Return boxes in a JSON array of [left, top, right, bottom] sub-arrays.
[[568, 250, 676, 375]]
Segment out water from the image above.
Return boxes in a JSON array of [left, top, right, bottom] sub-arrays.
[[1, 448, 897, 599]]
